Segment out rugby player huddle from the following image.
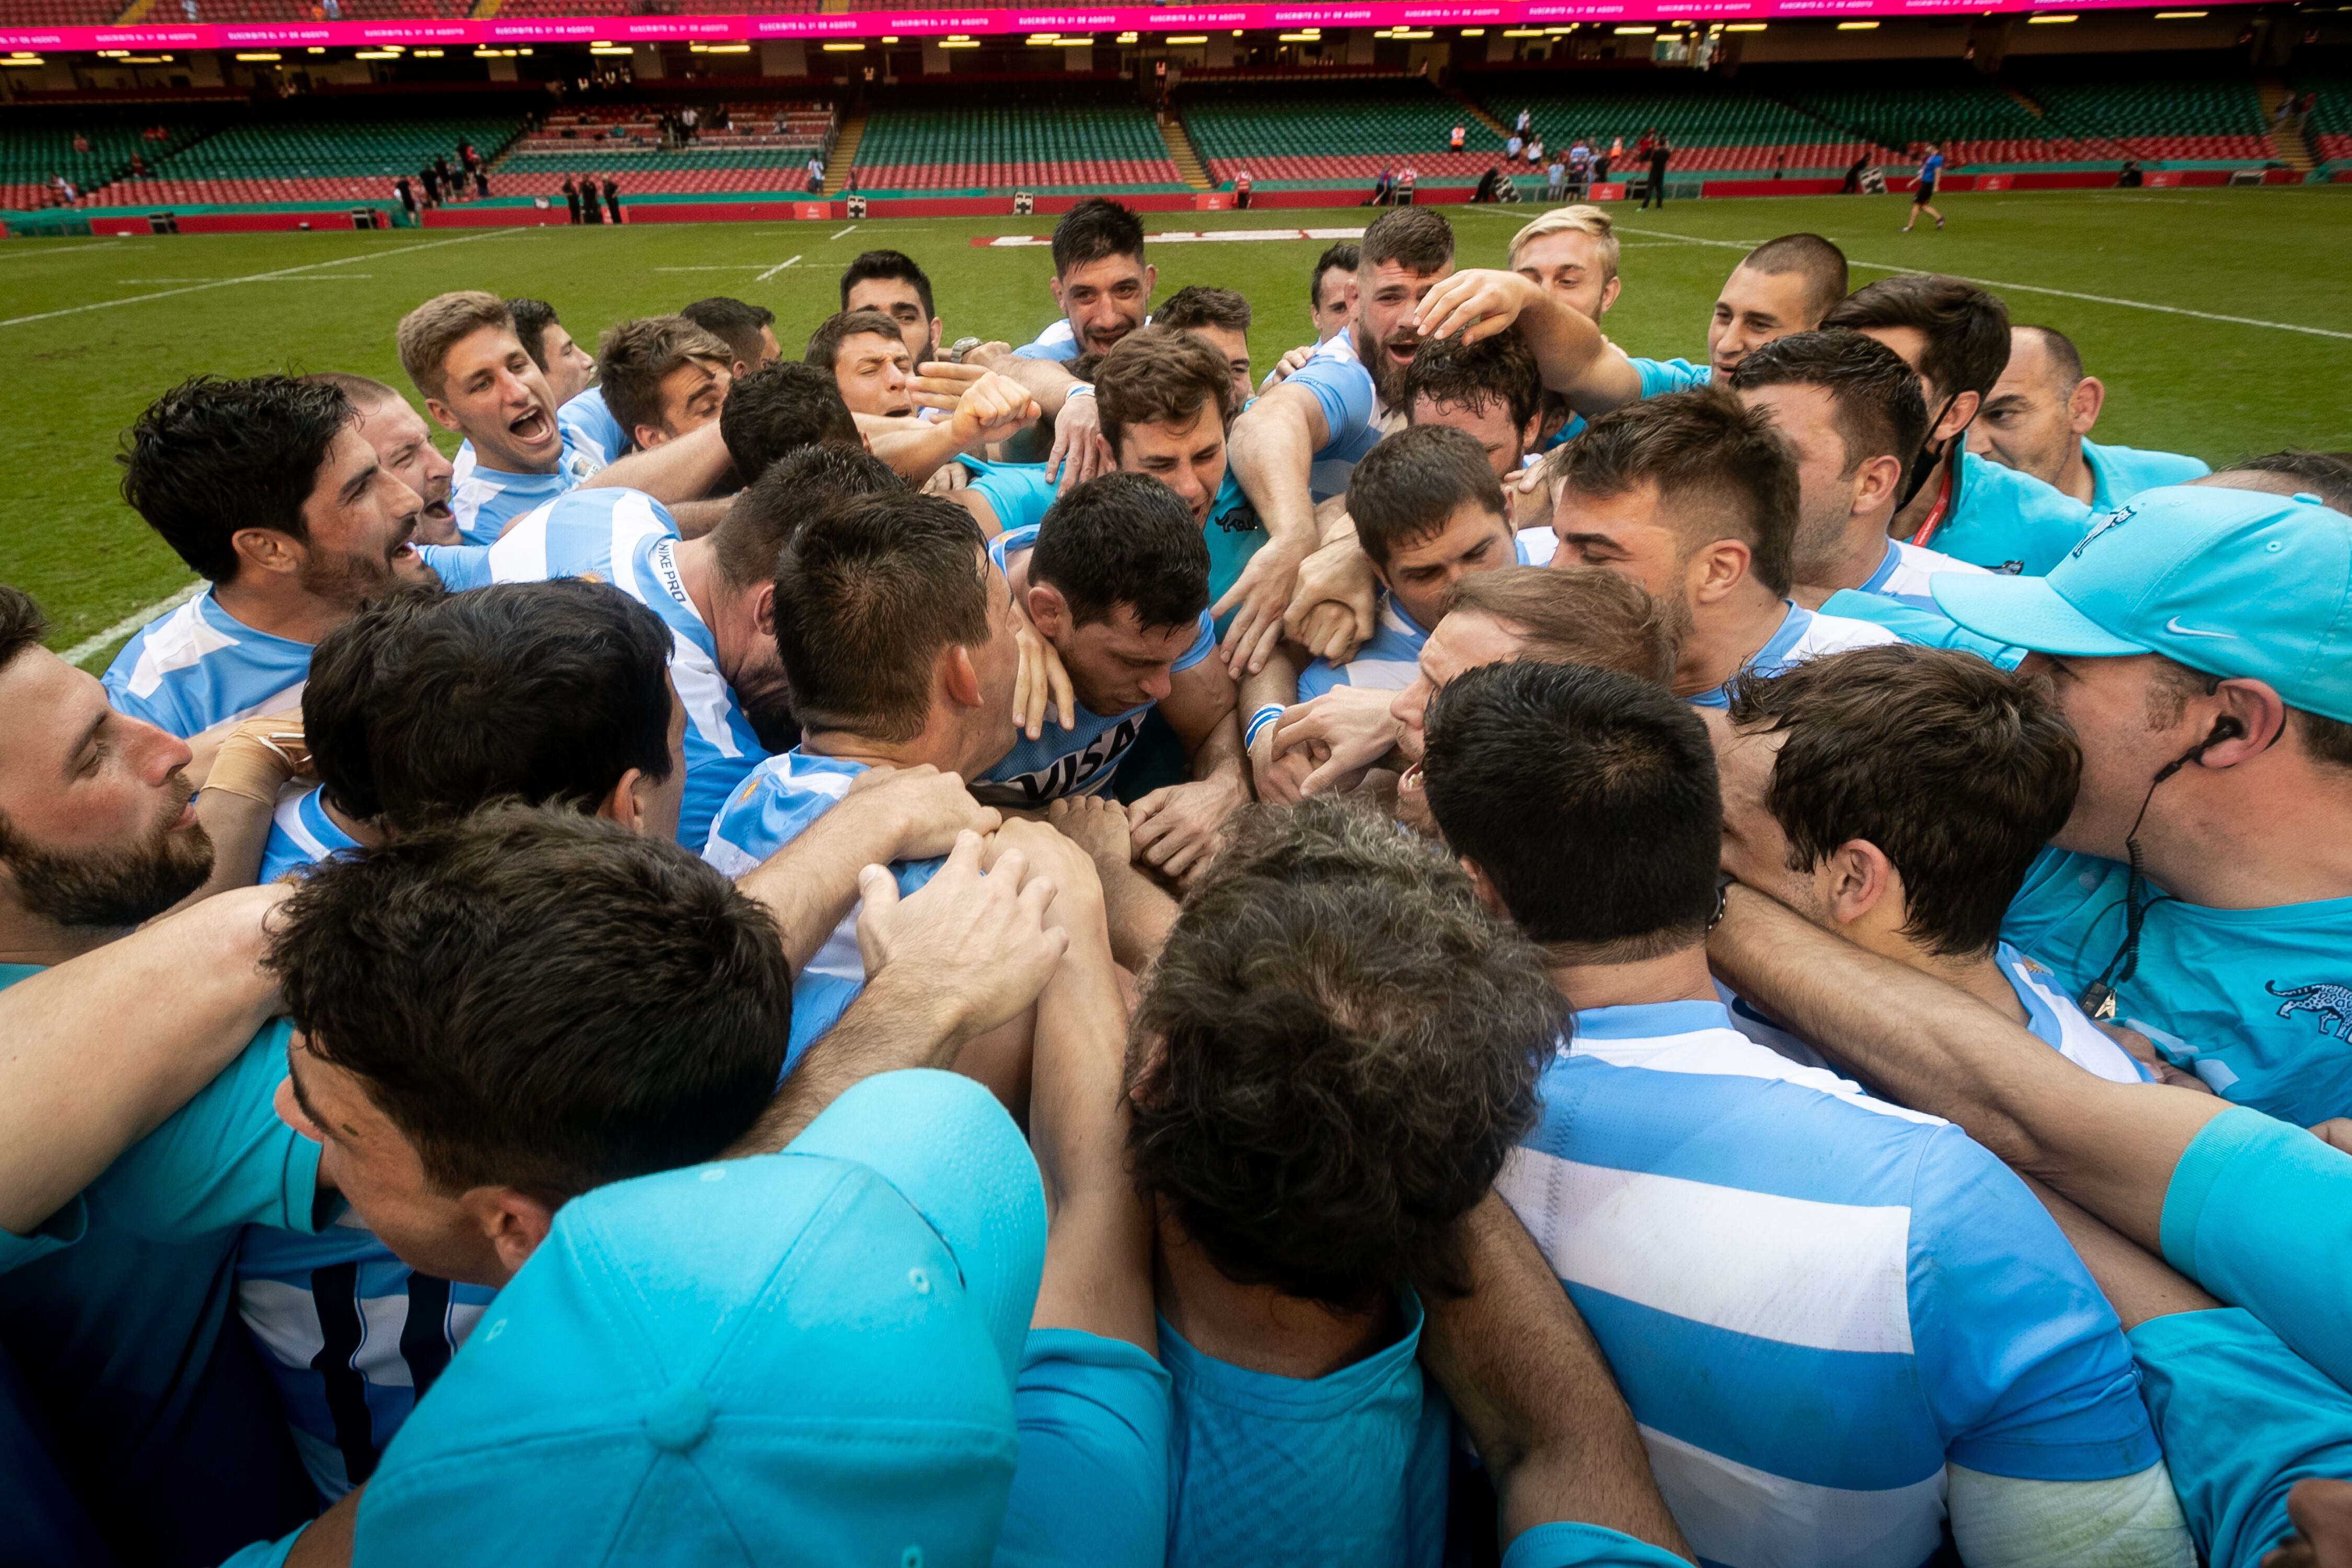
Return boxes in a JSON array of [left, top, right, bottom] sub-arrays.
[[7, 195, 2351, 1568]]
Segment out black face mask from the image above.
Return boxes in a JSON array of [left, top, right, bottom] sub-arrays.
[[1896, 391, 1959, 516]]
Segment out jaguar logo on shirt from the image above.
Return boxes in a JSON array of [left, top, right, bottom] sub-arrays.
[[2070, 503, 2137, 560], [2265, 979, 2352, 1041]]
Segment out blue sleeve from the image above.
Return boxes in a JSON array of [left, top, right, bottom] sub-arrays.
[[969, 466, 1057, 537], [1501, 1523, 1691, 1568], [786, 1069, 1046, 1389], [99, 650, 190, 737], [0, 1195, 87, 1275], [1628, 358, 1710, 399], [782, 972, 862, 1080], [416, 543, 493, 592], [1906, 1127, 2160, 1481], [211, 1529, 303, 1568], [1287, 350, 1376, 457], [1816, 591, 2028, 668], [1170, 613, 1216, 676], [2130, 1308, 2352, 1568], [2160, 1106, 2352, 1392], [83, 1021, 323, 1242], [991, 1328, 1171, 1568]]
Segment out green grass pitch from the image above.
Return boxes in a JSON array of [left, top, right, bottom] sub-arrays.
[[3, 185, 2347, 668]]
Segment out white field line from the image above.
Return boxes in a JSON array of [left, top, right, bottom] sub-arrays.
[[0, 228, 512, 329], [754, 253, 803, 282], [831, 223, 859, 240], [62, 580, 202, 668], [1609, 223, 2352, 343]]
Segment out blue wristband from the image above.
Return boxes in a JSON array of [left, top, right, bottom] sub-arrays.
[[1243, 704, 1284, 751]]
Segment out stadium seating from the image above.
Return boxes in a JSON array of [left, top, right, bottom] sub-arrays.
[[2301, 75, 2352, 166], [82, 116, 528, 206], [2026, 73, 2273, 161], [0, 123, 212, 211], [1182, 75, 1502, 187], [1767, 76, 2112, 167], [166, 0, 468, 18], [851, 98, 1179, 193], [513, 105, 831, 156], [0, 0, 119, 22], [1474, 72, 1865, 174]]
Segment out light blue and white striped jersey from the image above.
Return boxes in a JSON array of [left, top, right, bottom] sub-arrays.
[[1285, 331, 1397, 501], [234, 1219, 494, 1501], [258, 785, 360, 884], [1924, 448, 2091, 578], [101, 590, 313, 739], [465, 487, 769, 850], [1685, 603, 1898, 709], [445, 426, 601, 546], [556, 385, 627, 471], [702, 749, 944, 997], [976, 523, 1214, 807], [1629, 355, 1711, 399], [1012, 317, 1083, 364], [1296, 529, 1554, 699], [1720, 943, 2151, 1085], [1502, 1000, 2162, 1568], [1852, 537, 1989, 609]]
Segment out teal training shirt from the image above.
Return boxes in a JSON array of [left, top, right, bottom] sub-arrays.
[[0, 964, 324, 1561], [2160, 1106, 2352, 1391], [2130, 1308, 2352, 1568], [2001, 850, 2352, 1125], [993, 1328, 1173, 1568], [1927, 448, 2091, 576], [2081, 440, 2210, 512], [1160, 1292, 1450, 1567], [1502, 1523, 1694, 1568]]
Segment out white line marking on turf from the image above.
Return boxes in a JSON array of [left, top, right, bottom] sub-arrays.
[[754, 253, 803, 281], [830, 224, 858, 240], [0, 229, 511, 329], [1612, 224, 2352, 343], [62, 580, 202, 669], [117, 275, 373, 283], [653, 265, 771, 272]]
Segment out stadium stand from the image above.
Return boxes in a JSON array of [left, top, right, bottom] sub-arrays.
[[83, 116, 528, 207], [152, 0, 469, 18], [1181, 73, 1503, 189], [491, 101, 834, 197], [1470, 70, 1869, 177], [850, 87, 1182, 195], [1, 122, 212, 212], [2025, 72, 2274, 162], [1761, 67, 2115, 169], [0, 0, 117, 21], [2303, 74, 2352, 167]]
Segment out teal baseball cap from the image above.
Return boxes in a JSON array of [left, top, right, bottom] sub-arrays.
[[352, 1070, 1046, 1568], [1931, 485, 2352, 724]]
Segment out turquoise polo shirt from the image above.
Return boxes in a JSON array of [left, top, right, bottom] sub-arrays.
[[2160, 1105, 2352, 1391]]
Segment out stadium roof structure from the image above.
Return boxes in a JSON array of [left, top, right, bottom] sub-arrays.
[[0, 0, 2274, 56]]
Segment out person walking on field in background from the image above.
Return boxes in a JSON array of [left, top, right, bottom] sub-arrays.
[[1904, 142, 1946, 232], [1643, 132, 1671, 209]]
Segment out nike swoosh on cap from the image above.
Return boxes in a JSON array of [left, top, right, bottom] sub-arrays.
[[2165, 617, 2238, 639]]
